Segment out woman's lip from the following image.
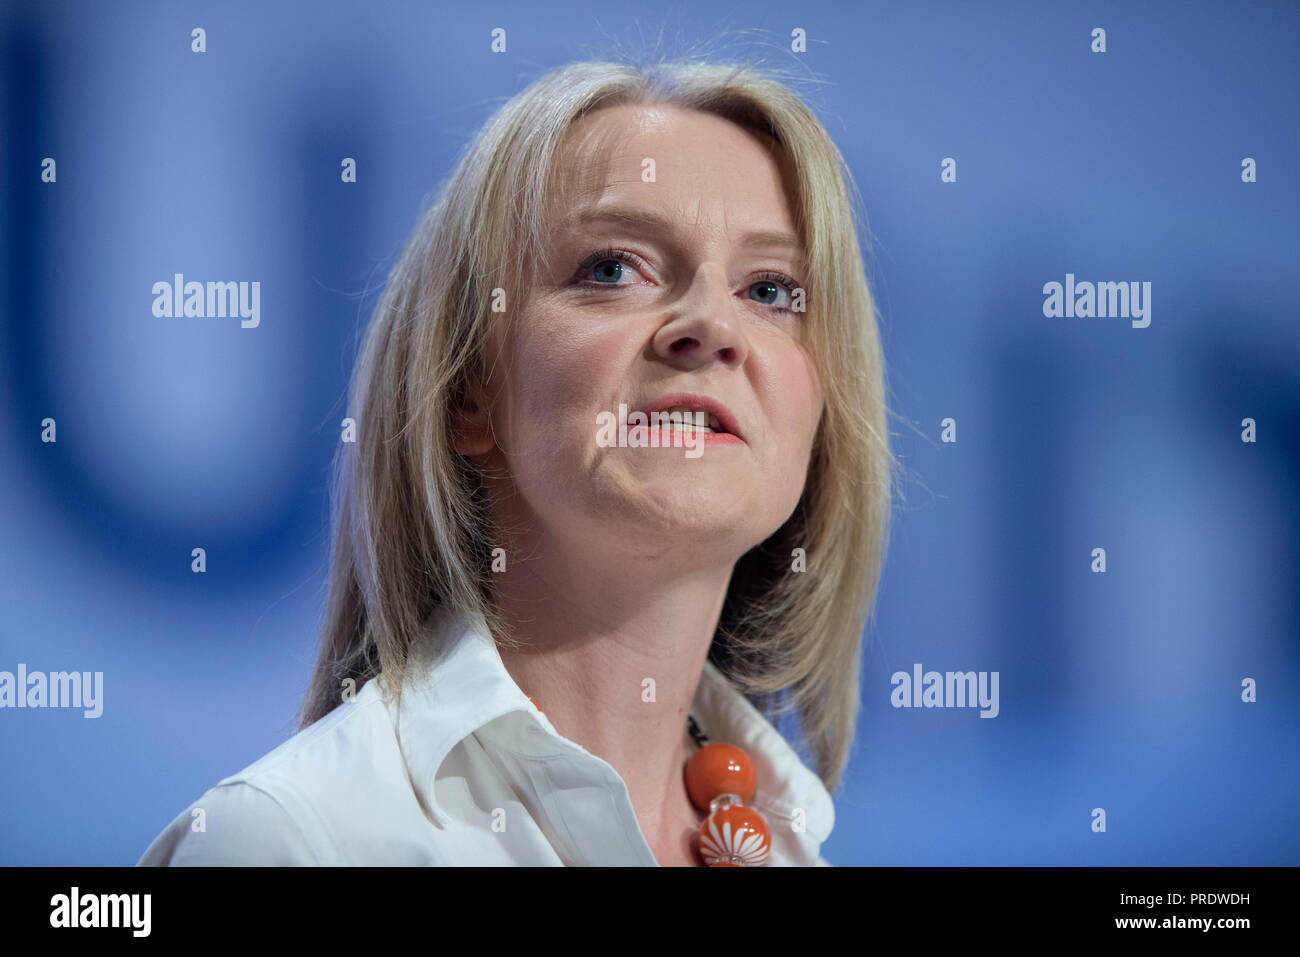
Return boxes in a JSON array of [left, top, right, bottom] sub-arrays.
[[626, 425, 746, 445], [638, 394, 745, 442]]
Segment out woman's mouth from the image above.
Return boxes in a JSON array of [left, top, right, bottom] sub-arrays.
[[627, 423, 745, 446], [636, 395, 746, 443]]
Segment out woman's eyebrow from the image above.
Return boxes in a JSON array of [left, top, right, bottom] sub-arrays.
[[559, 203, 805, 257]]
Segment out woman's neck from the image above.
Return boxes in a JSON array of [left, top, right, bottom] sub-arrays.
[[489, 535, 731, 861]]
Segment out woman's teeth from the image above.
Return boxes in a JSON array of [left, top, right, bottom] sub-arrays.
[[655, 406, 721, 432]]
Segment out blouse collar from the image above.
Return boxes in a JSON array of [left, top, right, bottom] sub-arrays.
[[378, 604, 835, 853]]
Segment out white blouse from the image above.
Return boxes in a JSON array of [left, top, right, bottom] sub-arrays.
[[137, 605, 836, 866]]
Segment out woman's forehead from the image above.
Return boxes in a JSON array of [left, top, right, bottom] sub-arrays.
[[557, 103, 776, 180], [547, 105, 804, 252]]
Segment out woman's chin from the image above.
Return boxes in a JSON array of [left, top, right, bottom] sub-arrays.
[[600, 500, 771, 553]]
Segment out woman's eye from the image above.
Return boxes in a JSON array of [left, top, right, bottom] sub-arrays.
[[574, 249, 648, 287], [590, 260, 634, 284], [747, 275, 799, 312]]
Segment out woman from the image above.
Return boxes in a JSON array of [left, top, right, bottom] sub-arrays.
[[138, 56, 895, 866]]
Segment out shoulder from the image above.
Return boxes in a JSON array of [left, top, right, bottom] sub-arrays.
[[137, 779, 322, 865], [138, 681, 407, 866]]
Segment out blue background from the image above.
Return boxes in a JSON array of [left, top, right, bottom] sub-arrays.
[[1, 0, 1296, 865]]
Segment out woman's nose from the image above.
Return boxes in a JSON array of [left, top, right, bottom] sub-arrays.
[[650, 264, 748, 370]]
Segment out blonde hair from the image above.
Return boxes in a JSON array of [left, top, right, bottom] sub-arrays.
[[299, 55, 898, 793]]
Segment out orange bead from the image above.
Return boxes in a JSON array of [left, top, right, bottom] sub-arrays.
[[684, 742, 756, 811], [698, 802, 770, 866]]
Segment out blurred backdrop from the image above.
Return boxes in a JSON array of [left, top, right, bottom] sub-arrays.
[[1, 0, 1296, 865]]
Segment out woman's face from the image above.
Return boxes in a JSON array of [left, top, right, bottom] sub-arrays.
[[472, 103, 823, 563]]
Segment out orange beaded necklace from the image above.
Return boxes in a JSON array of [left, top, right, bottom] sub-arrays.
[[684, 714, 771, 866]]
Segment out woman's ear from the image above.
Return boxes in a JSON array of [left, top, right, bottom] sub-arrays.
[[451, 383, 495, 457]]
